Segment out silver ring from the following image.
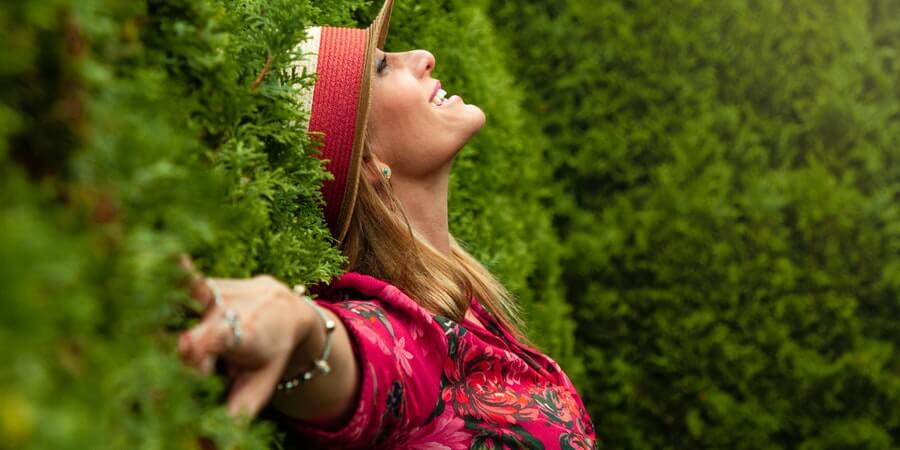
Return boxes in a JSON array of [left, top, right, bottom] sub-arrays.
[[206, 279, 224, 308], [224, 308, 242, 352]]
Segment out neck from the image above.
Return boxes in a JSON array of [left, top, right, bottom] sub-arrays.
[[389, 169, 451, 255]]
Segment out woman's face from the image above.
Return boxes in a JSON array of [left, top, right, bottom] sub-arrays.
[[366, 49, 486, 179]]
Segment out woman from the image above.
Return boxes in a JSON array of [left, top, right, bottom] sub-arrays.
[[177, 1, 597, 448]]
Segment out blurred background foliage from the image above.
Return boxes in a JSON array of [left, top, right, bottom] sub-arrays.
[[2, 0, 899, 449], [491, 0, 900, 448]]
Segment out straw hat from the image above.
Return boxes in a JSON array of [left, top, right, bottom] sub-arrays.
[[293, 0, 395, 242]]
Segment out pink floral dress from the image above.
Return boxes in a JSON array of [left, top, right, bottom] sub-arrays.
[[269, 272, 598, 449]]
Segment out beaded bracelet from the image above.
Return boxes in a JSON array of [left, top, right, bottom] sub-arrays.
[[276, 285, 336, 393]]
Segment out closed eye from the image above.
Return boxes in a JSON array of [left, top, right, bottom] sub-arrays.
[[376, 55, 388, 74]]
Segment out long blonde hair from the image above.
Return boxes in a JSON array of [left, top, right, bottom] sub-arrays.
[[341, 146, 531, 343]]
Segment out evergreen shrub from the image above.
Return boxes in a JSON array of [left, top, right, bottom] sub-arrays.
[[491, 0, 900, 448], [1, 0, 577, 448]]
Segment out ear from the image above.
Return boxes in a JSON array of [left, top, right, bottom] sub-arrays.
[[364, 152, 391, 184]]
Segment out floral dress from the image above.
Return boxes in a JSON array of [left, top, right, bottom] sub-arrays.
[[270, 272, 598, 449]]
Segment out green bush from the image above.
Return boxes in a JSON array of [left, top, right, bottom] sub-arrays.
[[0, 0, 578, 447], [490, 0, 900, 448]]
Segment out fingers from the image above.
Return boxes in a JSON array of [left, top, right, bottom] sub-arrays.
[[176, 264, 300, 421], [190, 276, 217, 309], [179, 254, 214, 312], [180, 254, 217, 310], [179, 255, 229, 310], [179, 253, 197, 275], [178, 317, 233, 374], [190, 276, 244, 310], [227, 356, 289, 419]]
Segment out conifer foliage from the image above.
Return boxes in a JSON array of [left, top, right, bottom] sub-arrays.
[[2, 0, 360, 447], [491, 0, 900, 448], [1, 0, 579, 448]]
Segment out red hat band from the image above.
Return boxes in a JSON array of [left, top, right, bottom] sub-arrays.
[[296, 26, 369, 240], [293, 0, 393, 242]]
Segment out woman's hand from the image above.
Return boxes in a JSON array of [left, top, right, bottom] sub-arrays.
[[178, 258, 312, 419]]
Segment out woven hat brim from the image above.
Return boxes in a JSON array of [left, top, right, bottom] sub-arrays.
[[333, 0, 395, 242]]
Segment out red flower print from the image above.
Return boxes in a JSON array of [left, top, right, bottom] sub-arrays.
[[354, 317, 393, 355], [394, 336, 414, 377], [441, 335, 540, 425], [404, 408, 469, 450]]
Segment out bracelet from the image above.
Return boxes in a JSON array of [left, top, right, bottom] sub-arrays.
[[276, 285, 336, 393]]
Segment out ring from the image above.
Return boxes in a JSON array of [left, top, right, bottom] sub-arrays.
[[206, 279, 224, 308], [224, 308, 242, 352]]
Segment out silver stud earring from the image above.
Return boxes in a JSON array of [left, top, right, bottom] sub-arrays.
[[381, 166, 391, 180]]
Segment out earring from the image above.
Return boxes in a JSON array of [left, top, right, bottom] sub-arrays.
[[381, 166, 391, 180]]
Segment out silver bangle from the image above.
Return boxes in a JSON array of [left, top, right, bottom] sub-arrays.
[[276, 285, 336, 392]]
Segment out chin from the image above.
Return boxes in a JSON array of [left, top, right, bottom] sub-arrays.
[[437, 105, 486, 159], [464, 104, 487, 135]]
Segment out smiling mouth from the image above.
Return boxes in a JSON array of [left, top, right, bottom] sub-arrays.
[[430, 80, 451, 107], [430, 81, 442, 102], [431, 89, 448, 107]]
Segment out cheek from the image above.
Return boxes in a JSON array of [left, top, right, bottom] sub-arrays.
[[380, 96, 425, 124], [373, 76, 423, 115], [370, 86, 430, 147]]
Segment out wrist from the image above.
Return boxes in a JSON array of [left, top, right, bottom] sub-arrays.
[[283, 293, 319, 375], [285, 303, 317, 375], [278, 287, 337, 391]]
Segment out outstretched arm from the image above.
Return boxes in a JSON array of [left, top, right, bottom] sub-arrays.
[[268, 304, 359, 423], [178, 272, 359, 423]]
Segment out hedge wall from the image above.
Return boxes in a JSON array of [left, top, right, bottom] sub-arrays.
[[0, 0, 578, 448], [490, 0, 900, 448], [10, 0, 899, 447]]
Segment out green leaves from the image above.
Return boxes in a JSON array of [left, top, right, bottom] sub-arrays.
[[1, 0, 354, 447], [491, 0, 900, 448], [1, 0, 583, 447]]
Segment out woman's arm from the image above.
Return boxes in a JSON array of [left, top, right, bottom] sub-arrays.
[[268, 306, 360, 423], [178, 272, 359, 421]]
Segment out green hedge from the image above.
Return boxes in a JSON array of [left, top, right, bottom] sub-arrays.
[[490, 0, 900, 448], [0, 0, 577, 448]]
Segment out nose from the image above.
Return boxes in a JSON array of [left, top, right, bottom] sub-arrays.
[[408, 50, 435, 78]]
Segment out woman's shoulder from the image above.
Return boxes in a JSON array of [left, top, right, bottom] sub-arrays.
[[313, 272, 415, 306], [311, 272, 472, 380], [312, 272, 432, 321]]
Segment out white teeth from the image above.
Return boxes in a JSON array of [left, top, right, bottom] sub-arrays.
[[431, 88, 448, 106]]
